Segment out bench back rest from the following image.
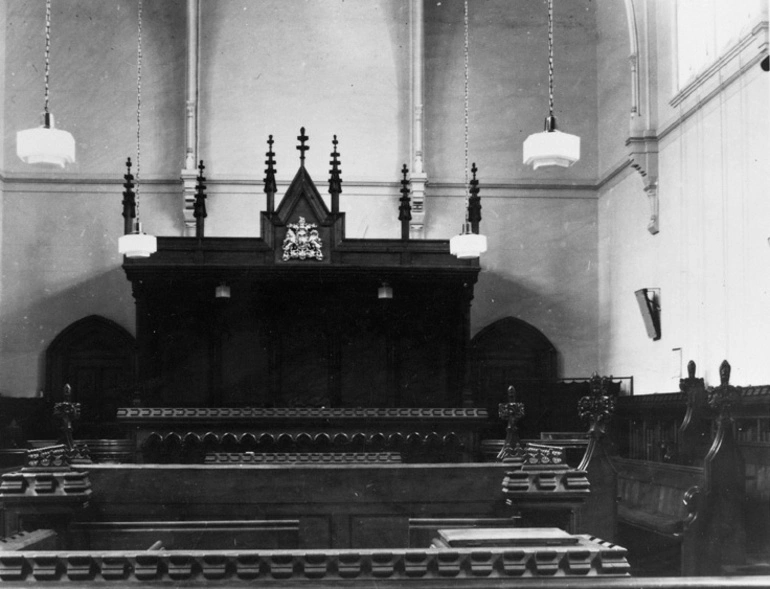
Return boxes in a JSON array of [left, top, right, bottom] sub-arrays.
[[614, 457, 703, 518]]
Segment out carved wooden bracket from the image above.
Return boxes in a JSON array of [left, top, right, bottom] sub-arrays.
[[626, 134, 659, 235]]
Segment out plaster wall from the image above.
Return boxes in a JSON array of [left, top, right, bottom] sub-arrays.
[[595, 0, 632, 177], [0, 0, 600, 397], [598, 41, 770, 393]]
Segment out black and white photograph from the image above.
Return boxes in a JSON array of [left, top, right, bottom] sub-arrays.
[[0, 1, 768, 586]]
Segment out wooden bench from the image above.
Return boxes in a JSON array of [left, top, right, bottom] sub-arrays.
[[614, 457, 702, 537], [613, 360, 747, 576]]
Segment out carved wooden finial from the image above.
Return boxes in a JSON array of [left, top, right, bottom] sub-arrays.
[[328, 135, 343, 213], [719, 360, 731, 386], [53, 384, 80, 453], [194, 160, 207, 238], [579, 373, 616, 436], [399, 165, 411, 219], [398, 164, 412, 240], [297, 127, 309, 165], [122, 157, 136, 234], [687, 360, 696, 379], [264, 135, 277, 212], [468, 162, 482, 233], [708, 360, 741, 422], [497, 385, 525, 461]]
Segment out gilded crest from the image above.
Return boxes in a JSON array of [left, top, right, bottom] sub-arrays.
[[282, 216, 323, 261]]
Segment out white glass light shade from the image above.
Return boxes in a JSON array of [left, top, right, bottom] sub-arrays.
[[450, 227, 488, 259], [17, 113, 75, 168], [523, 129, 580, 169], [215, 283, 231, 299], [118, 230, 157, 258], [378, 283, 393, 299]]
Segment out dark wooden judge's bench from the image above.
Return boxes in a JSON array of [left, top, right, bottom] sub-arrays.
[[1, 133, 767, 587]]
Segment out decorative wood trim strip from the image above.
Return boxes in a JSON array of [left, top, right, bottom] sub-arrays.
[[0, 540, 630, 582], [117, 407, 488, 421], [204, 452, 402, 464]]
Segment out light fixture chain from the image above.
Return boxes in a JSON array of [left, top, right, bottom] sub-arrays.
[[463, 0, 470, 220], [136, 0, 143, 211], [548, 0, 554, 117], [44, 0, 51, 114]]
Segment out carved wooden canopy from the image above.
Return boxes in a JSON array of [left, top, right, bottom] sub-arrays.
[[123, 129, 479, 284], [122, 131, 481, 409]]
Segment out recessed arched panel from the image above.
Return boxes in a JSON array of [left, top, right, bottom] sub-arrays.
[[470, 317, 558, 437], [45, 315, 136, 425]]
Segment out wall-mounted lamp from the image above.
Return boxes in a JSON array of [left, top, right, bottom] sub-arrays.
[[378, 282, 393, 300], [215, 282, 231, 299], [635, 288, 661, 340]]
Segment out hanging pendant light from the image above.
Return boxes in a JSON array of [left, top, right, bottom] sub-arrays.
[[118, 0, 156, 258], [16, 0, 76, 168], [450, 0, 487, 260], [523, 0, 580, 169]]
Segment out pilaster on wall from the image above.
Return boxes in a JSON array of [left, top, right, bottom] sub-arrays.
[[409, 0, 427, 239], [182, 169, 197, 235], [624, 0, 660, 235], [182, 0, 199, 236]]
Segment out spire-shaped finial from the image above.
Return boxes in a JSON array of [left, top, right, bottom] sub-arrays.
[[297, 127, 309, 165], [399, 164, 412, 241], [399, 164, 411, 222], [468, 162, 482, 233], [122, 157, 136, 234], [329, 135, 343, 214], [329, 135, 342, 193], [194, 160, 207, 238], [264, 135, 277, 192]]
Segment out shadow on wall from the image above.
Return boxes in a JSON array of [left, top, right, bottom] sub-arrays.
[[0, 267, 134, 398], [472, 270, 567, 368]]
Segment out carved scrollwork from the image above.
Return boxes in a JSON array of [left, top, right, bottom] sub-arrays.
[[578, 373, 616, 437], [683, 484, 701, 528]]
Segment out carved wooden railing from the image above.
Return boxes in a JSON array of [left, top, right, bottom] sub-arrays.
[[115, 407, 488, 463], [0, 536, 631, 583]]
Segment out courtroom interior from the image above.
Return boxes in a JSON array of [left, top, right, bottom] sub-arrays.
[[0, 0, 768, 587]]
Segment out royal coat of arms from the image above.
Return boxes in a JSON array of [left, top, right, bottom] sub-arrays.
[[282, 216, 323, 261]]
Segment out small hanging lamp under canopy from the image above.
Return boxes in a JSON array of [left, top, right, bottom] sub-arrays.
[[523, 0, 580, 169], [450, 0, 487, 260], [378, 282, 393, 300], [16, 0, 76, 168], [118, 0, 156, 259]]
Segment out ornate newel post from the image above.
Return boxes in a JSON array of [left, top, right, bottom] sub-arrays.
[[678, 360, 709, 465], [496, 386, 525, 461], [577, 373, 616, 471], [0, 385, 92, 537], [682, 360, 746, 575], [52, 385, 81, 458], [398, 165, 412, 241]]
